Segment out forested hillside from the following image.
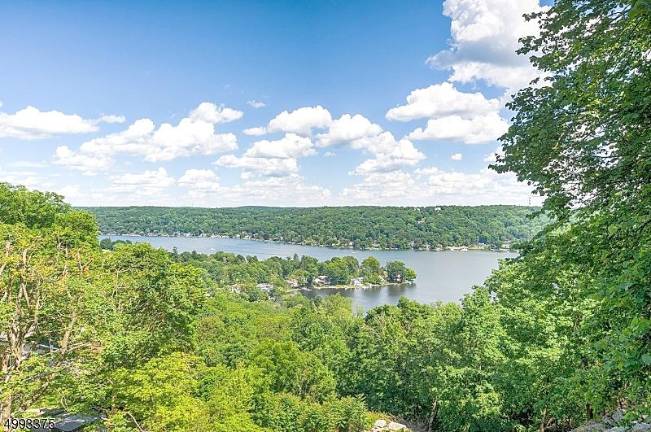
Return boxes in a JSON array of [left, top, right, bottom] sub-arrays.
[[85, 205, 546, 250]]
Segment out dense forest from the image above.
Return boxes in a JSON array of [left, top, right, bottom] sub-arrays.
[[1, 1, 650, 431], [3, 180, 648, 432], [86, 205, 547, 250]]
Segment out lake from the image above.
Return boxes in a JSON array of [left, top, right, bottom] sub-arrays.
[[105, 235, 517, 312]]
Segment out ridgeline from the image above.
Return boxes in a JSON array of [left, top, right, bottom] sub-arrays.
[[84, 205, 546, 250]]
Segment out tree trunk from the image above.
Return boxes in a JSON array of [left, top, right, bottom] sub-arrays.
[[428, 400, 438, 432]]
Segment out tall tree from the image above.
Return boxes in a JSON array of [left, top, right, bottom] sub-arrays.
[[490, 0, 651, 426]]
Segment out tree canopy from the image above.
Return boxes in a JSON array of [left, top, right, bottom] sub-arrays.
[[86, 205, 546, 250]]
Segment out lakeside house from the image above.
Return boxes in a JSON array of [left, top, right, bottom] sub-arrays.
[[313, 275, 330, 286]]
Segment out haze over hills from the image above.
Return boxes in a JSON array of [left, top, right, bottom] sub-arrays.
[[85, 205, 547, 250]]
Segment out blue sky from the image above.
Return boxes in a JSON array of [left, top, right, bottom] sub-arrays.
[[0, 0, 547, 207]]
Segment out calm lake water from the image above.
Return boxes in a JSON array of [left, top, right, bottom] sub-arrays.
[[105, 235, 517, 312]]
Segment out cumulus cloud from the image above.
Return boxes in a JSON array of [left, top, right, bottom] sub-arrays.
[[110, 167, 175, 195], [316, 114, 383, 148], [386, 82, 507, 144], [342, 171, 419, 202], [53, 102, 241, 172], [110, 170, 331, 207], [190, 102, 243, 124], [178, 169, 220, 192], [245, 133, 314, 159], [416, 166, 537, 204], [247, 100, 266, 109], [267, 105, 332, 135], [383, 0, 545, 149], [243, 126, 267, 136], [0, 106, 124, 139], [98, 114, 127, 124], [407, 112, 508, 144], [216, 175, 332, 207], [216, 154, 299, 178], [352, 135, 425, 175], [386, 82, 500, 121], [0, 169, 47, 190], [304, 113, 427, 174], [450, 152, 463, 161], [341, 166, 538, 206], [426, 0, 545, 90], [53, 146, 112, 175], [216, 133, 315, 179]]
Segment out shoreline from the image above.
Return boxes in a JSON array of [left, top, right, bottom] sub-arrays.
[[307, 281, 415, 290], [100, 233, 516, 253]]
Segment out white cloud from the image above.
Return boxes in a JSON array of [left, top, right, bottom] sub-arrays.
[[245, 133, 315, 159], [110, 167, 175, 195], [216, 154, 299, 178], [408, 112, 508, 144], [103, 171, 331, 207], [341, 166, 539, 206], [386, 82, 500, 121], [426, 0, 545, 90], [243, 126, 267, 136], [267, 106, 332, 135], [0, 106, 123, 139], [56, 185, 84, 202], [387, 82, 508, 145], [323, 151, 336, 157], [178, 169, 220, 192], [312, 115, 425, 175], [189, 102, 243, 124], [8, 160, 48, 169], [98, 114, 126, 124], [147, 118, 238, 161], [216, 133, 315, 179], [450, 152, 463, 161], [416, 166, 537, 204], [247, 100, 266, 109], [53, 145, 112, 175], [0, 169, 46, 190], [352, 135, 425, 175], [342, 171, 419, 202], [316, 114, 382, 148], [54, 102, 241, 171], [217, 175, 332, 207]]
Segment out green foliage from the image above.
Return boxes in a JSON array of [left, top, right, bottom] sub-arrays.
[[171, 249, 414, 289], [3, 5, 650, 424], [488, 0, 651, 428], [0, 182, 70, 228], [3, 180, 650, 431], [249, 340, 337, 402], [385, 261, 416, 283], [87, 205, 546, 249], [321, 256, 359, 285], [361, 257, 383, 284]]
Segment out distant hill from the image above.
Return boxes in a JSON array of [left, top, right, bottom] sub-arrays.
[[84, 205, 547, 250]]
